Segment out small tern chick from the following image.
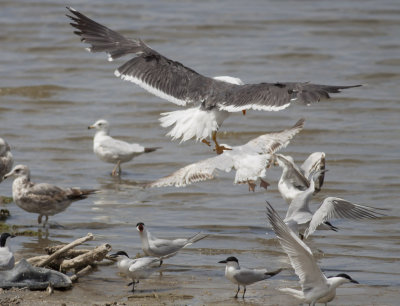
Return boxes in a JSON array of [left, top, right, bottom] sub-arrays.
[[109, 251, 161, 292], [0, 138, 13, 183], [136, 222, 208, 259], [284, 170, 385, 239], [218, 256, 282, 298], [146, 119, 304, 191], [3, 165, 96, 224], [0, 233, 15, 271], [267, 202, 359, 305], [88, 119, 160, 176], [275, 152, 325, 204]]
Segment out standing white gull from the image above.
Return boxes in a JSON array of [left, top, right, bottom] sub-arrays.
[[266, 202, 359, 305], [0, 138, 13, 183], [146, 119, 304, 191], [282, 172, 385, 239], [218, 256, 282, 298], [109, 251, 161, 292], [66, 7, 361, 154], [3, 165, 96, 224], [136, 222, 208, 260], [88, 119, 160, 176], [0, 233, 15, 271], [275, 152, 326, 204]]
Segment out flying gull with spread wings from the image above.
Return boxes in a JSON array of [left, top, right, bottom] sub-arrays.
[[67, 7, 360, 154], [146, 119, 304, 191]]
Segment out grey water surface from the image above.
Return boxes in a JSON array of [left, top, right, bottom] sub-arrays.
[[0, 0, 399, 304]]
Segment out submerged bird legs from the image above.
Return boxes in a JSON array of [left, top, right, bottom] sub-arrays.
[[111, 161, 122, 177]]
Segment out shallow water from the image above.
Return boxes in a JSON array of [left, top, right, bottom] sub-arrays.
[[0, 0, 399, 304]]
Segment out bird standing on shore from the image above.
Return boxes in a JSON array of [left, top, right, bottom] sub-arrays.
[[218, 256, 282, 298], [0, 138, 13, 183], [136, 222, 208, 260], [67, 7, 360, 154], [88, 119, 159, 176], [0, 233, 15, 271], [3, 165, 96, 224]]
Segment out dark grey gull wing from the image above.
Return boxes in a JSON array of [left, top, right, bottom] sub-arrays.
[[67, 8, 361, 112]]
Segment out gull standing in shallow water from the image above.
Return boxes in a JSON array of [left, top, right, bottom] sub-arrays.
[[218, 256, 282, 298], [146, 119, 304, 191], [282, 170, 385, 239], [66, 7, 361, 154], [136, 222, 208, 260], [88, 119, 160, 176], [0, 138, 13, 183], [275, 152, 326, 204], [0, 233, 15, 271], [109, 251, 161, 292], [3, 165, 96, 224], [266, 203, 359, 305]]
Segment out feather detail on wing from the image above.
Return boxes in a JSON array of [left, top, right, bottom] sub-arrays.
[[304, 197, 385, 238], [266, 203, 327, 290], [245, 118, 305, 154], [145, 154, 233, 188]]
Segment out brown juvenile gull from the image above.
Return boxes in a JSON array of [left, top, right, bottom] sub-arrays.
[[0, 138, 13, 183], [66, 7, 361, 154], [275, 152, 326, 204], [266, 202, 360, 305], [146, 119, 304, 191], [3, 165, 96, 224], [88, 119, 160, 176]]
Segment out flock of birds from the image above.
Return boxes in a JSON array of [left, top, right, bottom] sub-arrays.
[[0, 7, 387, 305]]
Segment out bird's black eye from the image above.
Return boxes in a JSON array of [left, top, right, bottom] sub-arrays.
[[15, 169, 20, 173]]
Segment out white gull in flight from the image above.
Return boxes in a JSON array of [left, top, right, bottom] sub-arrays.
[[266, 202, 359, 305], [146, 119, 304, 191], [282, 171, 385, 239], [88, 119, 160, 176], [67, 7, 361, 154], [3, 165, 96, 224], [275, 152, 326, 204]]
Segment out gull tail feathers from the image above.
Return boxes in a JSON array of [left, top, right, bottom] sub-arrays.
[[159, 107, 223, 142], [67, 188, 97, 200]]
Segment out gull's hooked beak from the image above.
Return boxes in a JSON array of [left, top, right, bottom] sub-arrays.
[[88, 125, 95, 129]]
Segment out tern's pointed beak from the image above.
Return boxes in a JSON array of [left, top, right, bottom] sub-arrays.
[[218, 260, 227, 264], [350, 279, 359, 284]]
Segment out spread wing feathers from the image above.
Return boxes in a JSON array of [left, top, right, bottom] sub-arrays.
[[145, 154, 234, 188], [304, 197, 385, 239], [67, 7, 217, 107], [300, 152, 326, 192], [217, 83, 361, 112], [245, 118, 304, 154], [276, 154, 310, 189], [266, 203, 327, 290]]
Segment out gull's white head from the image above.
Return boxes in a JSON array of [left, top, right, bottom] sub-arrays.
[[3, 164, 30, 181], [88, 119, 110, 133]]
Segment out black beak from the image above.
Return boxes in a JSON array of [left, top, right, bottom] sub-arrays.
[[218, 260, 227, 264], [10, 235, 16, 238], [351, 279, 359, 284], [109, 253, 118, 258]]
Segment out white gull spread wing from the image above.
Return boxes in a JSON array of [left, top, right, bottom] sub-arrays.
[[145, 153, 234, 188], [266, 203, 327, 292], [304, 197, 385, 239], [245, 118, 304, 154], [300, 152, 326, 192], [67, 8, 361, 112]]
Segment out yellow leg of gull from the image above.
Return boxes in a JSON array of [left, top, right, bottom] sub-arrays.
[[212, 131, 232, 155]]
